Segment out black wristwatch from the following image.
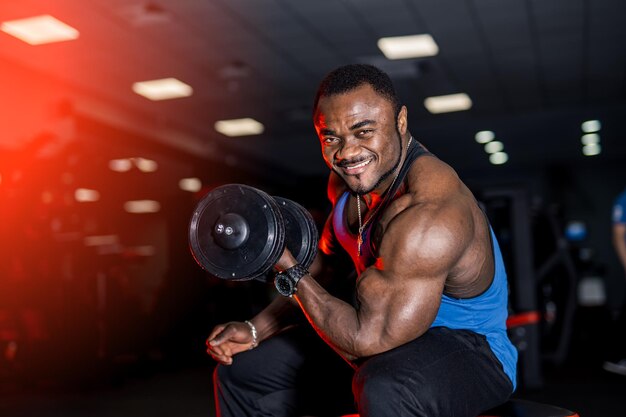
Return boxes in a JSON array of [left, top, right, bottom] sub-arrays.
[[274, 264, 308, 297]]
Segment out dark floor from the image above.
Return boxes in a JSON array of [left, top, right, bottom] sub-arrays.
[[1, 356, 624, 417], [1, 302, 624, 417], [514, 363, 625, 416]]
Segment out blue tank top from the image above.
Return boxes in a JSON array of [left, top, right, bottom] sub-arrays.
[[332, 191, 518, 389], [613, 189, 626, 225]]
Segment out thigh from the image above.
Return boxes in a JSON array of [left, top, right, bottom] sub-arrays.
[[353, 327, 513, 417], [217, 324, 356, 416]]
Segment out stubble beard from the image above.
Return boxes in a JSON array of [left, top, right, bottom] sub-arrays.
[[352, 130, 404, 196]]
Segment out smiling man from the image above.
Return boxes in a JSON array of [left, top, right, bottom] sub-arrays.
[[207, 64, 517, 417]]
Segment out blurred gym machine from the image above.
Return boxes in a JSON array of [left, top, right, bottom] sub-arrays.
[[481, 186, 578, 390], [482, 187, 543, 389]]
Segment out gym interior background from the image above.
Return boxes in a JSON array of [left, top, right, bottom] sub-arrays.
[[1, 1, 625, 416]]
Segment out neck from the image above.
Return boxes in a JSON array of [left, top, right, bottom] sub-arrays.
[[361, 192, 383, 210], [355, 134, 413, 256], [361, 134, 412, 208]]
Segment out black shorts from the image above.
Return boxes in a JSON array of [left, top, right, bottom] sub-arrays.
[[214, 325, 513, 417]]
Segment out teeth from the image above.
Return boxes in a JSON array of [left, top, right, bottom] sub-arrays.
[[348, 159, 371, 169]]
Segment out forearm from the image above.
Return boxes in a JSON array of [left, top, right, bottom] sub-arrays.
[[294, 274, 366, 362], [250, 295, 301, 343], [293, 269, 440, 362]]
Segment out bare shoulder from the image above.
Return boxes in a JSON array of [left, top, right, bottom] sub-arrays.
[[378, 157, 477, 278]]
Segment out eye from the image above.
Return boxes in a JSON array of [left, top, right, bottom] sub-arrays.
[[357, 129, 374, 137], [323, 136, 339, 145]]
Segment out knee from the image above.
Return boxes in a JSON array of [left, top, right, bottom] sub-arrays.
[[355, 371, 403, 399], [213, 360, 248, 391], [353, 365, 409, 410], [353, 364, 432, 416]]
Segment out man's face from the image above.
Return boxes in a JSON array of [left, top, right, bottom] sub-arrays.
[[314, 84, 404, 195]]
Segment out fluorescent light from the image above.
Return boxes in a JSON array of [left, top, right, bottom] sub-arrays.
[[377, 34, 439, 60], [475, 131, 495, 144], [489, 152, 509, 165], [484, 141, 504, 154], [214, 118, 265, 137], [581, 133, 600, 146], [84, 235, 119, 247], [75, 188, 100, 202], [134, 157, 158, 172], [126, 245, 156, 257], [1, 15, 79, 45], [109, 157, 157, 172], [581, 120, 601, 133], [424, 93, 472, 114], [179, 177, 202, 192], [582, 143, 601, 156], [109, 159, 132, 172], [132, 78, 193, 101], [124, 200, 161, 213]]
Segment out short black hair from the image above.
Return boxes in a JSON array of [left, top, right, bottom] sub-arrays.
[[313, 64, 402, 117]]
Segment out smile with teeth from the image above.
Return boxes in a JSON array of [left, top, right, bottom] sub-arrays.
[[342, 158, 373, 174]]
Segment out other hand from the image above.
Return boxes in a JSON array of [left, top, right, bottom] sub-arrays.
[[206, 321, 256, 365]]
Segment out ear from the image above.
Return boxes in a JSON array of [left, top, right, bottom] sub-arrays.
[[396, 105, 408, 135]]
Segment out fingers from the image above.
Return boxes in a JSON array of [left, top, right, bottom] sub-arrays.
[[206, 324, 226, 344], [207, 341, 233, 365], [206, 322, 247, 365], [208, 322, 239, 346], [208, 347, 233, 365], [206, 324, 229, 364], [274, 246, 298, 271]]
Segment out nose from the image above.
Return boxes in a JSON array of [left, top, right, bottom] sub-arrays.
[[335, 138, 362, 163]]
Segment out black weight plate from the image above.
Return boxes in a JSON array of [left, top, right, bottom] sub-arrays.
[[272, 197, 319, 274], [296, 202, 320, 270], [189, 184, 285, 281]]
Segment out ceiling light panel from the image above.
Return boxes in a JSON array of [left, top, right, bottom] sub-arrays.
[[484, 141, 504, 154], [214, 118, 265, 137], [84, 235, 119, 247], [582, 143, 601, 156], [179, 177, 202, 192], [489, 152, 509, 165], [581, 134, 600, 146], [75, 188, 100, 202], [133, 157, 158, 172], [132, 78, 193, 101], [1, 15, 79, 45], [475, 131, 495, 144], [124, 200, 161, 213], [424, 93, 472, 114], [109, 159, 132, 172], [581, 120, 601, 133], [377, 34, 439, 60]]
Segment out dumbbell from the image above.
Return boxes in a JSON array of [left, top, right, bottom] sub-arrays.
[[188, 184, 318, 281]]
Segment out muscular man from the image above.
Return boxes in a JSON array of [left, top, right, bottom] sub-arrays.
[[207, 64, 517, 417]]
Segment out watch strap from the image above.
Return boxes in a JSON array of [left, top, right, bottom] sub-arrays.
[[275, 263, 308, 296], [282, 264, 308, 287]]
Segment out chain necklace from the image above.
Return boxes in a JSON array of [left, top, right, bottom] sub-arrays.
[[356, 136, 412, 256]]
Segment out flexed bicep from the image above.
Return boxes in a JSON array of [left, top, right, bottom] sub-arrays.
[[351, 263, 445, 356], [350, 203, 471, 354]]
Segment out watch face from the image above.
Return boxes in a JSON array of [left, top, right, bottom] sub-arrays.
[[275, 274, 294, 296]]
